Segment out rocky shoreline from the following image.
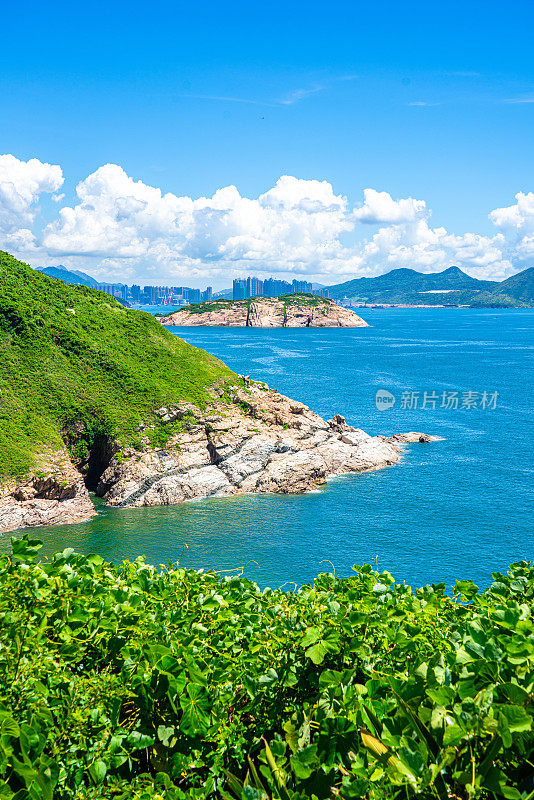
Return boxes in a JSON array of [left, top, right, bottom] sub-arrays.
[[160, 297, 368, 327], [0, 450, 96, 533], [0, 380, 439, 534]]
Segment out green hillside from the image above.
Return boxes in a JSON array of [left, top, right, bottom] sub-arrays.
[[497, 267, 534, 302], [471, 267, 534, 307], [0, 252, 235, 480]]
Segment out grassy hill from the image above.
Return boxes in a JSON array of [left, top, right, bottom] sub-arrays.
[[324, 266, 496, 303], [471, 267, 534, 307], [0, 251, 235, 481]]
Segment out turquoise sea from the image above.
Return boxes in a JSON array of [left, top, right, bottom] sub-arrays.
[[4, 309, 533, 590]]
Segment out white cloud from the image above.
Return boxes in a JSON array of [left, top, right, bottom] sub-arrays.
[[361, 220, 511, 280], [354, 188, 428, 225], [42, 167, 352, 275], [0, 155, 63, 252], [278, 85, 324, 105], [488, 191, 534, 262], [503, 94, 534, 104], [0, 153, 530, 284], [489, 191, 534, 233]]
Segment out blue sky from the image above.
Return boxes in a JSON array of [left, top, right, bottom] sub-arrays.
[[1, 0, 533, 287]]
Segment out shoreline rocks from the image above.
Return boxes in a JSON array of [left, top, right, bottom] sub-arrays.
[[0, 449, 96, 534], [0, 383, 440, 535], [96, 385, 440, 511], [159, 297, 369, 328]]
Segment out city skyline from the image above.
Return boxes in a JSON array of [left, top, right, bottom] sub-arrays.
[[232, 276, 314, 301], [38, 264, 324, 305]]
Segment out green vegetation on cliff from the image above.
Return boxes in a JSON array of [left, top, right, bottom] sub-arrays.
[[173, 294, 330, 316], [0, 537, 532, 799], [0, 252, 235, 480], [278, 292, 327, 308]]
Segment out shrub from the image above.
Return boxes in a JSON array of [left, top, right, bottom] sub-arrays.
[[0, 538, 532, 798]]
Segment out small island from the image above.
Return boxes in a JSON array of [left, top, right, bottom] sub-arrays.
[[159, 293, 369, 327]]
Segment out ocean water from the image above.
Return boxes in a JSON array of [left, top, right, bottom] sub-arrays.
[[3, 309, 533, 591]]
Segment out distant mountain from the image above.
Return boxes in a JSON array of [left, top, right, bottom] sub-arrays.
[[493, 267, 534, 303], [322, 265, 533, 307], [213, 288, 233, 299], [37, 265, 131, 307], [325, 266, 496, 302], [38, 266, 100, 289], [470, 267, 534, 308]]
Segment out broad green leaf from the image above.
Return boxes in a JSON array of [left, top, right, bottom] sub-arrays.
[[11, 535, 43, 560], [442, 724, 464, 746], [498, 704, 532, 732], [89, 759, 107, 784], [180, 683, 210, 736]]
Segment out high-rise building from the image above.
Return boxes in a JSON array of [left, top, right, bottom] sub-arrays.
[[143, 285, 158, 303], [233, 279, 246, 301], [292, 279, 313, 294], [246, 276, 264, 298], [130, 284, 141, 303], [201, 286, 213, 302], [263, 278, 292, 297]]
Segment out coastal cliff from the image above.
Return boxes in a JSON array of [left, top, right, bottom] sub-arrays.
[[0, 252, 435, 533], [96, 382, 436, 510], [0, 449, 95, 532], [159, 294, 369, 327], [0, 372, 438, 532]]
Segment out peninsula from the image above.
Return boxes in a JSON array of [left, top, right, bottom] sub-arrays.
[[159, 294, 369, 327], [0, 252, 434, 533]]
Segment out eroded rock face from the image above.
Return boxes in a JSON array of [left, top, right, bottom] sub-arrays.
[[0, 448, 96, 534], [0, 384, 440, 533], [160, 298, 369, 328], [95, 385, 438, 510]]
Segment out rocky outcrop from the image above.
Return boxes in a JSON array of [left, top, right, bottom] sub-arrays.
[[95, 383, 439, 509], [160, 297, 369, 328], [0, 383, 439, 534], [0, 448, 96, 534]]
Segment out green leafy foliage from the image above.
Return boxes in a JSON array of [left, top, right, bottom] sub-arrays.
[[0, 252, 235, 479], [0, 539, 533, 798]]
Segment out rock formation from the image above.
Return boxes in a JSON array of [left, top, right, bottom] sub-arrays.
[[96, 383, 439, 510], [160, 297, 369, 327], [0, 448, 95, 533], [0, 380, 440, 534]]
